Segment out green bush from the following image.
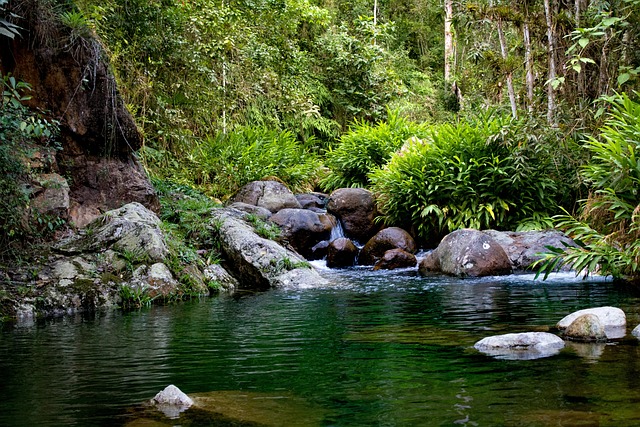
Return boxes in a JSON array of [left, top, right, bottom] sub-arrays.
[[320, 111, 428, 191], [155, 126, 322, 199], [370, 113, 577, 241], [536, 93, 640, 281]]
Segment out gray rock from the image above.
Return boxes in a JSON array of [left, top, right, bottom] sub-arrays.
[[269, 208, 332, 259], [474, 332, 565, 360], [30, 173, 70, 218], [232, 181, 301, 213], [56, 202, 168, 263], [211, 208, 328, 289], [326, 188, 379, 243], [632, 324, 640, 339], [151, 384, 193, 419], [296, 193, 327, 210], [562, 313, 607, 342], [359, 227, 417, 265], [557, 306, 626, 339], [419, 229, 512, 277], [204, 263, 239, 292], [227, 202, 272, 220], [483, 230, 576, 270]]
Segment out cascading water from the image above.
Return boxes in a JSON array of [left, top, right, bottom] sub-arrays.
[[328, 218, 345, 242]]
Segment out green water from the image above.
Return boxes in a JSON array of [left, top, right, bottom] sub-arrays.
[[2, 268, 640, 426]]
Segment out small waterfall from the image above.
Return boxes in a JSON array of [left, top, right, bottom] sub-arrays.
[[329, 219, 345, 242]]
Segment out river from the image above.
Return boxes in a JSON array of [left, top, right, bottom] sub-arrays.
[[1, 266, 640, 426]]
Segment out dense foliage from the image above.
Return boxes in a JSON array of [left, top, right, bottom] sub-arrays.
[[536, 93, 640, 281], [371, 114, 582, 241]]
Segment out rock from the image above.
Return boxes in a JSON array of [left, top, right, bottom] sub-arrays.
[[359, 227, 417, 265], [562, 313, 607, 342], [227, 202, 272, 220], [483, 230, 576, 270], [203, 264, 239, 292], [131, 263, 179, 299], [474, 332, 565, 360], [326, 188, 379, 243], [557, 306, 626, 339], [151, 385, 193, 419], [374, 249, 417, 271], [179, 264, 211, 295], [418, 229, 512, 277], [232, 181, 301, 213], [56, 202, 168, 263], [269, 208, 332, 259], [296, 193, 327, 210], [211, 208, 328, 289], [326, 238, 358, 268], [30, 173, 70, 218], [309, 240, 329, 261]]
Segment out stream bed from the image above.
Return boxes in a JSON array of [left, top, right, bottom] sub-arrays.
[[2, 267, 640, 426]]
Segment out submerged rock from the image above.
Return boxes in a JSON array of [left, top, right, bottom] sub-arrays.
[[419, 229, 512, 277], [373, 249, 417, 271], [474, 332, 565, 360], [151, 385, 193, 419]]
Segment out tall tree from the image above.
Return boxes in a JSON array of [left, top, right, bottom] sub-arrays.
[[543, 0, 558, 125]]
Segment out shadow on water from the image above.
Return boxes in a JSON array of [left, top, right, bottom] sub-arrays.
[[2, 266, 640, 426]]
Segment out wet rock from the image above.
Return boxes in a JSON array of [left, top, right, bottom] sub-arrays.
[[203, 264, 239, 292], [557, 306, 626, 339], [131, 263, 179, 299], [326, 188, 379, 243], [151, 385, 193, 419], [373, 249, 417, 271], [483, 230, 576, 270], [359, 227, 417, 265], [326, 238, 358, 268], [419, 229, 512, 277], [632, 324, 640, 339], [232, 181, 301, 213], [474, 332, 565, 360], [309, 240, 329, 261], [562, 313, 607, 342], [211, 208, 328, 289], [227, 202, 272, 220], [56, 202, 168, 263], [269, 208, 332, 259]]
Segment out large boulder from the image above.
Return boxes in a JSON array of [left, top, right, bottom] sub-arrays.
[[483, 230, 576, 270], [557, 306, 626, 339], [296, 193, 327, 210], [269, 208, 332, 259], [56, 202, 168, 263], [419, 229, 512, 277], [326, 238, 358, 268], [474, 332, 565, 360], [130, 263, 180, 299], [227, 202, 272, 220], [211, 208, 328, 289], [359, 227, 417, 265], [373, 249, 417, 271], [231, 181, 301, 213], [326, 188, 379, 243]]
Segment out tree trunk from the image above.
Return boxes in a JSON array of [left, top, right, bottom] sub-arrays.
[[544, 0, 557, 126], [444, 0, 454, 84], [497, 18, 517, 118], [523, 21, 534, 111]]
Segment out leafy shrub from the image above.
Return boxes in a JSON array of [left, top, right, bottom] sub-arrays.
[[153, 126, 322, 200], [320, 111, 428, 191], [536, 93, 640, 281], [370, 112, 577, 241]]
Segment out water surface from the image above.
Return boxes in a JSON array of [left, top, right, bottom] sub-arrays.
[[1, 268, 640, 426]]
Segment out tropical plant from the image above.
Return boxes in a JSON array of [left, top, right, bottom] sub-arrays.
[[370, 112, 576, 241], [320, 110, 428, 190], [536, 93, 640, 281]]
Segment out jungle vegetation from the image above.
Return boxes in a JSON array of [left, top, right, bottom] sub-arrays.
[[1, 0, 640, 281]]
